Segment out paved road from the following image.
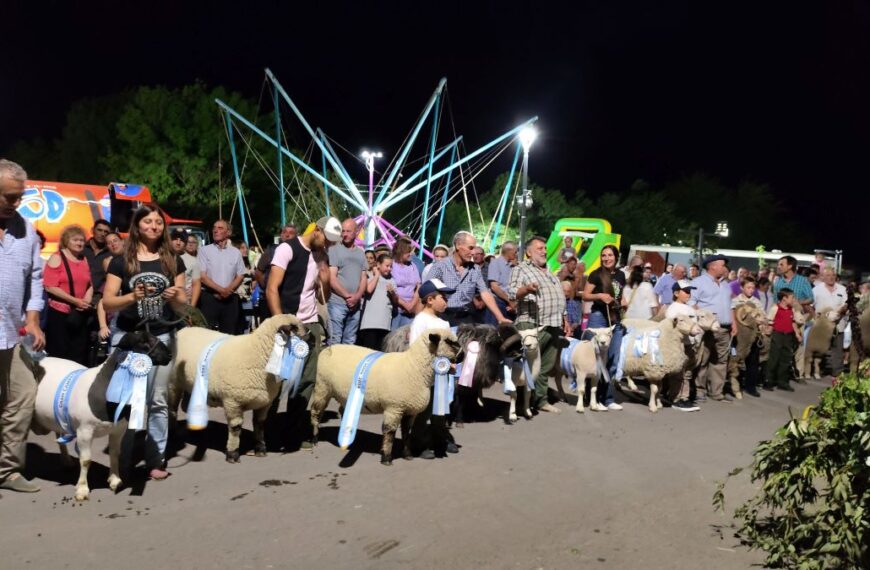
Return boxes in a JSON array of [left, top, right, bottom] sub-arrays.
[[1, 379, 826, 569]]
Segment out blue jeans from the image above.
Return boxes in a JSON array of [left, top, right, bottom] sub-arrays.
[[583, 312, 623, 405], [328, 301, 361, 346], [111, 331, 174, 469], [391, 311, 414, 331]]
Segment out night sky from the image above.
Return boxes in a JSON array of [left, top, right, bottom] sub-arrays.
[[4, 1, 869, 267]]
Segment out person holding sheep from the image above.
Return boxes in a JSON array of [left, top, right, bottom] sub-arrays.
[[266, 216, 341, 448], [764, 288, 801, 391], [664, 279, 701, 411], [103, 204, 188, 481], [690, 254, 734, 403], [510, 235, 571, 414], [581, 244, 626, 410]]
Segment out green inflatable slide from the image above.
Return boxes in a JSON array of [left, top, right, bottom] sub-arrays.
[[545, 218, 621, 274]]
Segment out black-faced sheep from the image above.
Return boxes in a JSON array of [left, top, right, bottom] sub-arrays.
[[620, 315, 703, 412], [309, 328, 461, 465], [169, 313, 309, 463], [31, 331, 172, 500]]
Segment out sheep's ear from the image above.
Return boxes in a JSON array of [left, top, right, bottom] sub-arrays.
[[428, 332, 442, 347]]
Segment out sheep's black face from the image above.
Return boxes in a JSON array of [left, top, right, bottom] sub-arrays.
[[116, 331, 173, 365], [497, 323, 523, 360], [278, 322, 309, 344], [429, 332, 461, 361]]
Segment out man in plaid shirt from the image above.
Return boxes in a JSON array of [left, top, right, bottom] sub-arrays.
[[509, 235, 571, 414]]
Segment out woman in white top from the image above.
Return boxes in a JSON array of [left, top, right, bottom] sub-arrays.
[[622, 266, 658, 319]]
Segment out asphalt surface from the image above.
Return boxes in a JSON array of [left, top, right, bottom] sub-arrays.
[[1, 378, 826, 569]]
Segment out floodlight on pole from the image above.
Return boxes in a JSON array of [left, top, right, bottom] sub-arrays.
[[517, 126, 538, 259], [715, 221, 729, 238], [361, 150, 383, 245]]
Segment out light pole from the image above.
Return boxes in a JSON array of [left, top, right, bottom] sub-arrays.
[[361, 150, 382, 246], [517, 127, 537, 260]]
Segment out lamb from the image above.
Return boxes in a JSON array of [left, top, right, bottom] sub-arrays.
[[309, 328, 461, 465], [553, 327, 614, 413], [31, 331, 172, 501], [726, 303, 768, 397], [803, 307, 839, 379], [506, 330, 541, 422], [620, 314, 703, 412], [169, 313, 309, 463]]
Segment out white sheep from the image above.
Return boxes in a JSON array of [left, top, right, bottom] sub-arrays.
[[623, 309, 719, 392], [553, 327, 614, 413], [505, 330, 541, 423], [169, 313, 308, 463], [31, 331, 173, 501], [309, 328, 460, 465], [620, 315, 702, 412]]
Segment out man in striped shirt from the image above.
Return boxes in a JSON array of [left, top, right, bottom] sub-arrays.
[[0, 159, 45, 493]]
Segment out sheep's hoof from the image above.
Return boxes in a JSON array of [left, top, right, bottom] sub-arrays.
[[380, 455, 393, 466], [733, 392, 743, 400], [225, 450, 241, 463], [108, 475, 122, 492], [576, 406, 585, 413], [75, 488, 90, 501], [649, 406, 659, 413], [508, 413, 518, 423], [254, 444, 268, 457]]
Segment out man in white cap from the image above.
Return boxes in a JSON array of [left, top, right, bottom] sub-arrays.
[[266, 215, 340, 449]]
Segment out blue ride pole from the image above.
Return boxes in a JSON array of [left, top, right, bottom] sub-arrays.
[[434, 144, 457, 248], [418, 94, 441, 250], [274, 84, 285, 227], [490, 142, 522, 253], [224, 112, 249, 245]]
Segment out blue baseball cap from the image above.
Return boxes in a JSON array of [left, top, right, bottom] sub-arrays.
[[419, 279, 455, 299]]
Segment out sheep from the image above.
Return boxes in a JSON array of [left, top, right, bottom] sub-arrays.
[[803, 307, 839, 379], [725, 303, 768, 397], [169, 313, 309, 463], [506, 330, 541, 422], [30, 331, 172, 501], [622, 309, 719, 392], [309, 328, 461, 465], [553, 327, 614, 413], [383, 323, 524, 424], [620, 314, 703, 412]]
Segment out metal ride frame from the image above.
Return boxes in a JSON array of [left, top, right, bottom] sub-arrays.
[[215, 69, 537, 256]]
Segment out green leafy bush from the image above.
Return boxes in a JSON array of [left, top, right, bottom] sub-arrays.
[[714, 373, 870, 568]]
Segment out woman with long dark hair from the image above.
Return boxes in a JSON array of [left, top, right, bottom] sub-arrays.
[[102, 204, 187, 480], [43, 224, 94, 364], [582, 244, 625, 410], [622, 265, 658, 319]]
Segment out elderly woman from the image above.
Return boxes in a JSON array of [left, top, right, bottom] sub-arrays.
[[43, 224, 94, 364]]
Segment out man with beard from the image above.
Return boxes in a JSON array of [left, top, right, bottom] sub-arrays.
[[509, 235, 571, 414]]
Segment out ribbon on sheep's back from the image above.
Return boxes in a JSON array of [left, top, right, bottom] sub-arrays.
[[188, 336, 231, 430], [457, 340, 480, 388], [615, 327, 663, 380], [338, 351, 385, 450], [53, 368, 87, 444], [105, 352, 154, 430]]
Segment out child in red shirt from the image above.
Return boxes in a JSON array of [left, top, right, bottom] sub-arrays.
[[764, 288, 801, 391]]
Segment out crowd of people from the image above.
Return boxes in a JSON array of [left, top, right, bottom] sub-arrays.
[[1, 156, 867, 494]]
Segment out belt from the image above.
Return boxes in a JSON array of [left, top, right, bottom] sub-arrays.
[[443, 307, 470, 317]]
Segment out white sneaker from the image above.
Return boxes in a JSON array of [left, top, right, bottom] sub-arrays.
[[606, 403, 624, 411]]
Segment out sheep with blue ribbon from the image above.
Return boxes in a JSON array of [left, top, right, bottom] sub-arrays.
[[30, 331, 172, 501], [309, 328, 461, 465]]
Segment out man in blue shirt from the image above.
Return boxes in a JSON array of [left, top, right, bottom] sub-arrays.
[[773, 255, 814, 313], [691, 254, 734, 403], [654, 263, 686, 307], [0, 160, 45, 493]]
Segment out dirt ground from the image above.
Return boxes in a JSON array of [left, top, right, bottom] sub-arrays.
[[0, 378, 826, 569]]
